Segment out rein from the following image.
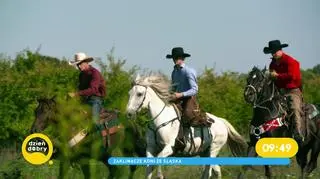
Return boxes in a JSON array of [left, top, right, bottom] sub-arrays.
[[246, 75, 288, 138], [134, 85, 167, 123], [249, 79, 285, 119], [133, 84, 180, 146]]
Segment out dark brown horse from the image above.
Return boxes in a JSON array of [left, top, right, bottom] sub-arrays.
[[238, 67, 320, 179], [30, 96, 146, 179]]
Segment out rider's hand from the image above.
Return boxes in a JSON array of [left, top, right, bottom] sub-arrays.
[[270, 71, 278, 78], [168, 94, 177, 102], [175, 93, 183, 99], [68, 92, 77, 98]]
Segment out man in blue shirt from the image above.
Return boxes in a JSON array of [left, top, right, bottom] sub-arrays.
[[166, 47, 212, 127]]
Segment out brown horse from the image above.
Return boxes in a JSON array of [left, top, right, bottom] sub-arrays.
[[30, 96, 146, 179]]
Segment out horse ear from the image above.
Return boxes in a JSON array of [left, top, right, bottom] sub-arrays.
[[252, 66, 257, 71], [265, 69, 270, 77], [135, 74, 141, 82], [143, 76, 149, 83]]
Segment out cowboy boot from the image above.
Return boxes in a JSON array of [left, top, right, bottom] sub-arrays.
[[199, 112, 213, 127], [201, 118, 212, 127], [174, 125, 186, 152], [190, 115, 212, 127]]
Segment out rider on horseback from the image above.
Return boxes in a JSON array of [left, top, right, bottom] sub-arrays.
[[68, 52, 107, 137], [263, 40, 305, 143], [166, 47, 212, 127]]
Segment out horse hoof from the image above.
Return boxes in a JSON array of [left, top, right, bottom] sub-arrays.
[[306, 165, 316, 175], [307, 173, 314, 178]]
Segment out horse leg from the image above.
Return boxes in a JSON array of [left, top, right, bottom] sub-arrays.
[[156, 144, 174, 157], [127, 126, 147, 179], [264, 165, 273, 179], [203, 143, 224, 179], [154, 144, 175, 179], [146, 146, 157, 179], [145, 129, 159, 179], [200, 148, 211, 179], [296, 145, 309, 179], [306, 138, 320, 175], [156, 166, 164, 179], [237, 145, 257, 179]]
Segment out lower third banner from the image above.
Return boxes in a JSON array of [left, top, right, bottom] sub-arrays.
[[108, 157, 290, 166]]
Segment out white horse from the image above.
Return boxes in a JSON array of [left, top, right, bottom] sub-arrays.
[[126, 74, 247, 179]]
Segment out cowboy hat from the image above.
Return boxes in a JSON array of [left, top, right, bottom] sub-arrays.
[[166, 47, 191, 59], [69, 52, 94, 66], [263, 40, 288, 54]]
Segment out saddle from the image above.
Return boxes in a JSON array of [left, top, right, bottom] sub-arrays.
[[99, 108, 123, 147], [68, 108, 122, 148], [172, 104, 214, 153], [303, 103, 319, 120], [280, 97, 319, 140], [301, 103, 319, 137]]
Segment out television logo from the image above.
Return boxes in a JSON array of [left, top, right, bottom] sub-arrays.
[[21, 133, 53, 165]]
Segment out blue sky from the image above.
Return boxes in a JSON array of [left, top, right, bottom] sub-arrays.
[[1, 0, 319, 76]]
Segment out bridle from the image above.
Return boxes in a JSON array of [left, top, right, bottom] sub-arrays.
[[131, 84, 180, 147], [246, 71, 284, 119], [132, 85, 167, 123], [245, 70, 289, 138]]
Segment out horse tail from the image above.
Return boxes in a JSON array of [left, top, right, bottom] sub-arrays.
[[219, 117, 248, 157]]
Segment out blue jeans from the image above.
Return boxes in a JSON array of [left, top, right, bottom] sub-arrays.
[[86, 96, 103, 130]]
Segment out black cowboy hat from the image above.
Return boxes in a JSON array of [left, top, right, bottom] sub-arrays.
[[166, 47, 191, 59], [263, 40, 288, 54]]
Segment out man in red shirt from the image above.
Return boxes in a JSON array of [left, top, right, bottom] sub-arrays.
[[68, 52, 106, 133], [264, 40, 304, 143]]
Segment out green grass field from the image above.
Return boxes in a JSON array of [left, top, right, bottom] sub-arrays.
[[1, 145, 320, 179]]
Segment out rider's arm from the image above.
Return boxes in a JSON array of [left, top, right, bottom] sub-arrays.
[[182, 68, 198, 97], [171, 71, 177, 92], [78, 70, 101, 96], [277, 59, 299, 81], [269, 61, 274, 72]]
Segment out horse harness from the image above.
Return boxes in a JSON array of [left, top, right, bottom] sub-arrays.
[[248, 81, 320, 139], [132, 85, 180, 148], [248, 82, 289, 139], [136, 85, 211, 153]]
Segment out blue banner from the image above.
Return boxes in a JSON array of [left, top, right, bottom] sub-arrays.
[[108, 157, 290, 166]]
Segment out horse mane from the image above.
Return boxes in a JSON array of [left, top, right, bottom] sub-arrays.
[[37, 97, 56, 109], [133, 73, 172, 104], [36, 97, 57, 117]]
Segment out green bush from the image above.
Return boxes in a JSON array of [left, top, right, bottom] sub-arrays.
[[0, 48, 319, 147]]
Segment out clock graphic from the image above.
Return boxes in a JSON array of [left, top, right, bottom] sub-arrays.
[[255, 138, 299, 158]]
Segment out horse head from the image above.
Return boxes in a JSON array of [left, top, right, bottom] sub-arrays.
[[244, 66, 288, 129], [126, 73, 171, 120], [126, 74, 151, 119], [30, 96, 57, 133], [244, 66, 272, 105]]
